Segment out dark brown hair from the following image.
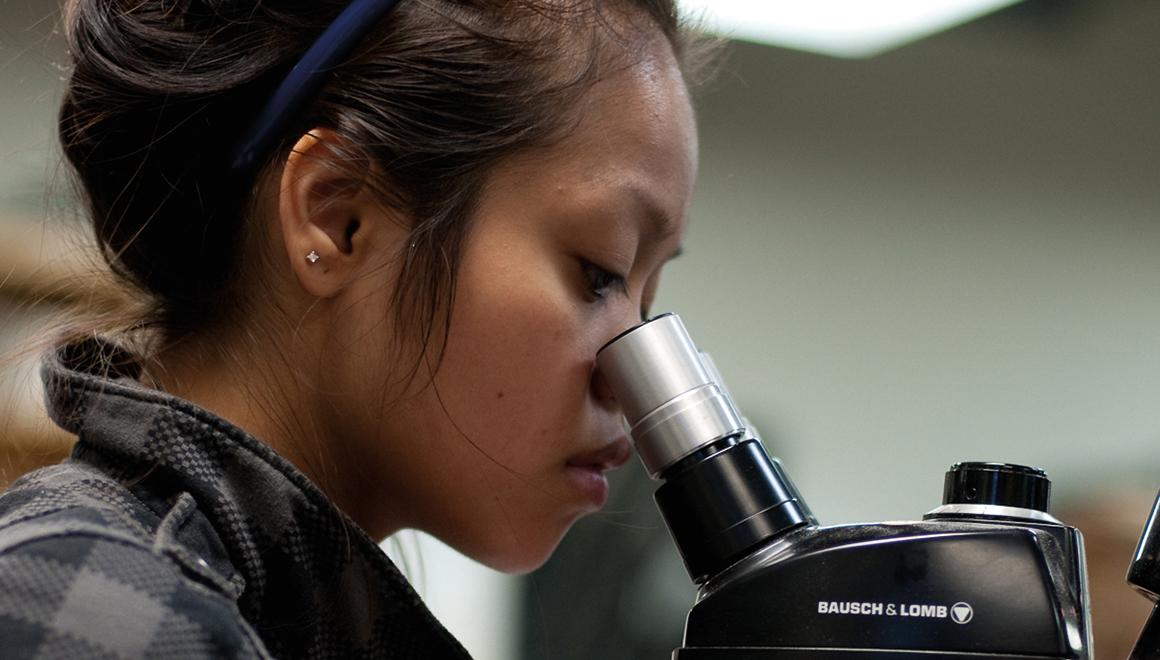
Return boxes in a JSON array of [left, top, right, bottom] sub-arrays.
[[59, 0, 713, 361]]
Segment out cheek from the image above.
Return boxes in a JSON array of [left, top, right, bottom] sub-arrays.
[[433, 262, 595, 463], [386, 257, 603, 570]]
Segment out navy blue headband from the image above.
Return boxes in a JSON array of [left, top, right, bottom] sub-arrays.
[[230, 0, 404, 176]]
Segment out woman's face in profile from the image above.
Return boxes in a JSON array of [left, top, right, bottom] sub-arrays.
[[340, 35, 696, 573]]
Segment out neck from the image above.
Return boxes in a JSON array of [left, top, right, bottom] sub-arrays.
[[142, 324, 400, 540]]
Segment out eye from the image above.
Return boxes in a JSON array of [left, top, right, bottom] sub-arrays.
[[580, 259, 628, 302]]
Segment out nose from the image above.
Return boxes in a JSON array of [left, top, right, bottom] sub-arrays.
[[591, 366, 619, 409]]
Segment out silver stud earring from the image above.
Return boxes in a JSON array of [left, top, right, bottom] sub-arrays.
[[306, 250, 321, 264]]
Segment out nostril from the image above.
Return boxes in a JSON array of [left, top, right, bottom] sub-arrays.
[[591, 366, 618, 406]]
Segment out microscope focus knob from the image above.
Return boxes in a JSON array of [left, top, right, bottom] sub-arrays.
[[943, 462, 1051, 512]]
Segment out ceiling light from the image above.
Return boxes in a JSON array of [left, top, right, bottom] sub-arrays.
[[678, 0, 1024, 58]]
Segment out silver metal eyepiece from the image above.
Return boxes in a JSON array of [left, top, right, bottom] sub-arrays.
[[596, 314, 744, 478]]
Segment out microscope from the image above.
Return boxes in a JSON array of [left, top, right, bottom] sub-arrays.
[[596, 313, 1092, 659], [1128, 490, 1160, 658]]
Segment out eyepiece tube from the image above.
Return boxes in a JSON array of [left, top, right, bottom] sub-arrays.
[[596, 314, 744, 478], [597, 313, 813, 582]]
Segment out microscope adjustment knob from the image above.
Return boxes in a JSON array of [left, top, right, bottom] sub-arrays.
[[943, 462, 1051, 512]]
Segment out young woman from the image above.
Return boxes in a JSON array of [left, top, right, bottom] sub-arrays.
[[0, 0, 703, 657]]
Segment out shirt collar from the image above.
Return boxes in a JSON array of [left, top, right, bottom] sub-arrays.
[[41, 335, 468, 657]]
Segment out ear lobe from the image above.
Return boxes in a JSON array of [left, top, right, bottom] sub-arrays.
[[278, 129, 377, 299]]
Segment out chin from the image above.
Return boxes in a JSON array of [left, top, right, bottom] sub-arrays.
[[471, 522, 575, 575]]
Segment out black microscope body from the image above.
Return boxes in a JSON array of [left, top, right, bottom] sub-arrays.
[[596, 314, 1092, 659], [662, 440, 1090, 659]]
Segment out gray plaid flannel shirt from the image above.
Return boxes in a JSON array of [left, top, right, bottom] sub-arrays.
[[0, 338, 472, 659]]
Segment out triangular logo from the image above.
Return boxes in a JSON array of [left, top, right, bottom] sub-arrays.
[[951, 603, 973, 624]]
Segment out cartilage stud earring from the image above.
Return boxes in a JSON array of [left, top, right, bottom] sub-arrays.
[[306, 250, 320, 264]]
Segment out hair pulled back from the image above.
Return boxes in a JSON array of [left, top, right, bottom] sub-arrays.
[[59, 0, 705, 349]]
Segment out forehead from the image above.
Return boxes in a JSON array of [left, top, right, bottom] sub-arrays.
[[490, 37, 698, 234]]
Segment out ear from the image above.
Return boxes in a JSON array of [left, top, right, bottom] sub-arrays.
[[278, 129, 405, 299]]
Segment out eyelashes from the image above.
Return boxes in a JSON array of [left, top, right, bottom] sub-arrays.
[[579, 259, 653, 321], [580, 259, 629, 302]]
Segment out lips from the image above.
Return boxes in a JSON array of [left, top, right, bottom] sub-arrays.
[[564, 437, 633, 508], [566, 436, 633, 472]]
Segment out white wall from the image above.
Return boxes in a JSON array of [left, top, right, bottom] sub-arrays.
[[2, 0, 1158, 656], [657, 4, 1160, 523], [0, 0, 67, 215]]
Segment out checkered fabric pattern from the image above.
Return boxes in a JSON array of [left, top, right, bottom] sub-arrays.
[[0, 338, 471, 659]]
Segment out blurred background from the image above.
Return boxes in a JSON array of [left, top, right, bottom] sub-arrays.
[[2, 0, 1157, 657]]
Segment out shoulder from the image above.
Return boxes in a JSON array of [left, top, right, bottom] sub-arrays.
[[1, 461, 156, 535], [0, 468, 268, 658]]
